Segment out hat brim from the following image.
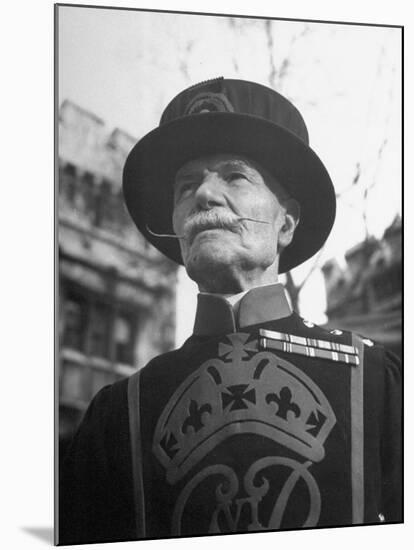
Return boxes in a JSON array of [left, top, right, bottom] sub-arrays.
[[123, 112, 336, 273]]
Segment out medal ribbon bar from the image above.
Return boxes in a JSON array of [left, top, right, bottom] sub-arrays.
[[259, 329, 359, 366]]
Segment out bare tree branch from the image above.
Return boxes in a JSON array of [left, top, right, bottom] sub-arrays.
[[297, 247, 326, 294], [335, 162, 361, 199], [285, 246, 326, 311], [178, 40, 194, 82], [265, 22, 311, 91], [264, 20, 277, 88]]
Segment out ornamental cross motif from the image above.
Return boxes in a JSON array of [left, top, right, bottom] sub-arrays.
[[218, 333, 257, 363], [221, 384, 256, 411]]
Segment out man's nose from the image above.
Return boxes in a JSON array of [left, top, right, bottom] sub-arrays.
[[194, 173, 226, 210]]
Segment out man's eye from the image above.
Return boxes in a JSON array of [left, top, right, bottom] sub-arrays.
[[226, 172, 248, 182], [175, 181, 194, 198], [183, 182, 197, 193]]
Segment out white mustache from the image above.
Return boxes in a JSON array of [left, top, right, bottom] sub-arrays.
[[146, 211, 270, 241], [183, 210, 243, 243]]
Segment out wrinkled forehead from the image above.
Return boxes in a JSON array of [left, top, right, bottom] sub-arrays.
[[175, 153, 290, 199], [176, 154, 255, 176]]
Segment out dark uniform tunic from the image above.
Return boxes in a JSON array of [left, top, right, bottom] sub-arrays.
[[58, 284, 402, 545]]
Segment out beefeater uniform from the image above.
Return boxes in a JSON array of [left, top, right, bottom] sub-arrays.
[[59, 284, 401, 544]]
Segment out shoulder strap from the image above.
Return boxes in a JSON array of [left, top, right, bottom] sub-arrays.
[[350, 333, 365, 524], [128, 370, 146, 538]]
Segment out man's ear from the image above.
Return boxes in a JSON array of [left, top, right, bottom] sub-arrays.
[[278, 198, 301, 249]]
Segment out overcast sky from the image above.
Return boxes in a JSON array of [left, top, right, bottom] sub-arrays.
[[58, 6, 402, 341]]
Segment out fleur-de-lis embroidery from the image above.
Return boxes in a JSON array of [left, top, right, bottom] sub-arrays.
[[266, 387, 301, 420], [182, 400, 212, 434]]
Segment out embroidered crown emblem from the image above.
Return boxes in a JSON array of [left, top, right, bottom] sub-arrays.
[[153, 333, 336, 484]]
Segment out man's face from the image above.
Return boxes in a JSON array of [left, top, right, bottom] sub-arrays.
[[172, 154, 295, 292]]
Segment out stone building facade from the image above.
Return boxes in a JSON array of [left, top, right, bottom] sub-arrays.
[[322, 216, 402, 357], [58, 100, 178, 455]]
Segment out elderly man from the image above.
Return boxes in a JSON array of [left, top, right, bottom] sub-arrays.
[[59, 78, 401, 545]]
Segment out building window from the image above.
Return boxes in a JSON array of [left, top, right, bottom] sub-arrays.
[[63, 293, 86, 351], [82, 172, 96, 219], [95, 180, 113, 228], [114, 314, 134, 365], [61, 362, 87, 402], [118, 190, 132, 231], [89, 302, 111, 358], [62, 285, 139, 367], [60, 163, 77, 204], [91, 368, 113, 398]]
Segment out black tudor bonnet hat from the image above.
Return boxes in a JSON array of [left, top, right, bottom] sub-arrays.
[[123, 77, 336, 273]]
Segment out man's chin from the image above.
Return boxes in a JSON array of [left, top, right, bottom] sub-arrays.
[[184, 242, 238, 278]]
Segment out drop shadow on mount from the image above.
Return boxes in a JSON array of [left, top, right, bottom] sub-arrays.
[[21, 527, 54, 545]]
